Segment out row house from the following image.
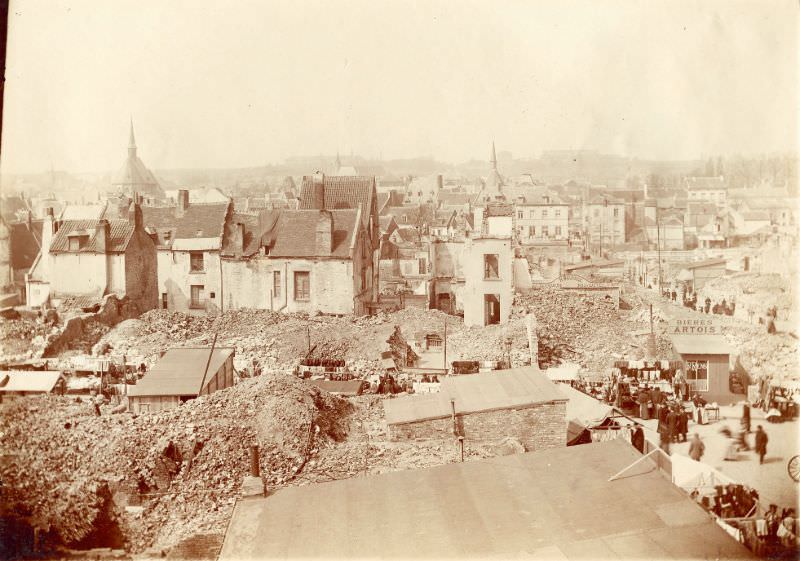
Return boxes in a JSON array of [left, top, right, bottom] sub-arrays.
[[684, 176, 727, 207], [299, 173, 380, 305], [220, 208, 373, 315], [643, 201, 685, 250], [513, 191, 569, 243], [141, 190, 231, 313], [585, 195, 626, 254], [25, 204, 158, 312], [379, 225, 430, 297]]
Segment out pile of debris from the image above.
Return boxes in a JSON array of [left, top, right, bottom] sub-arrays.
[[515, 285, 645, 372], [0, 316, 54, 360], [0, 371, 354, 554]]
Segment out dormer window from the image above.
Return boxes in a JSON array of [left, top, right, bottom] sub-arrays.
[[67, 233, 89, 251]]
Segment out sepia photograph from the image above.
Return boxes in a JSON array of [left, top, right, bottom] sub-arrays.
[[0, 0, 798, 559]]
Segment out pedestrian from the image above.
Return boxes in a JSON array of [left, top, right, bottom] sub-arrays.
[[754, 425, 768, 464], [638, 385, 651, 420], [742, 401, 751, 433], [631, 423, 645, 453], [688, 433, 705, 461]]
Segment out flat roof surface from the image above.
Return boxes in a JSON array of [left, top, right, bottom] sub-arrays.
[[0, 370, 63, 393], [671, 335, 733, 356], [128, 347, 234, 397], [384, 366, 567, 425], [219, 439, 753, 560]]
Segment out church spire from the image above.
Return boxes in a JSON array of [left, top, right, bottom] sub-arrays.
[[335, 150, 341, 170], [128, 118, 137, 158], [490, 140, 497, 170]]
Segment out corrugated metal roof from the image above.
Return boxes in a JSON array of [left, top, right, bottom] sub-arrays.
[[0, 371, 64, 393], [219, 439, 753, 560], [384, 366, 566, 425], [671, 335, 732, 355], [128, 348, 234, 397]]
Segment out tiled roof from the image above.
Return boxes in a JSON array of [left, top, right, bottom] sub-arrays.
[[222, 209, 359, 259], [141, 203, 229, 245], [49, 219, 135, 253], [484, 203, 514, 217], [299, 175, 376, 213], [437, 191, 472, 206]]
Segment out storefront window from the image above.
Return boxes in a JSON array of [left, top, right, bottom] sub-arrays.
[[685, 360, 709, 392]]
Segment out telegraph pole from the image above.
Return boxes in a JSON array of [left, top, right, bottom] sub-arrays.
[[656, 205, 663, 291], [443, 319, 448, 375]]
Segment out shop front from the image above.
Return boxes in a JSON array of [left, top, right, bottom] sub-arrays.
[[670, 334, 735, 405]]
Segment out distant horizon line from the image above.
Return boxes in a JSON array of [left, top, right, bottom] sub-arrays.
[[2, 149, 797, 178]]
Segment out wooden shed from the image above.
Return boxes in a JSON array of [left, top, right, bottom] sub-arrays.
[[128, 347, 235, 413], [670, 335, 735, 405], [0, 370, 66, 401]]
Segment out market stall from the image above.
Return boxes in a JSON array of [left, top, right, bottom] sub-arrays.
[[670, 334, 736, 405]]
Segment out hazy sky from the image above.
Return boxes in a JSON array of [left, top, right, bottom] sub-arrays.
[[1, 0, 797, 174]]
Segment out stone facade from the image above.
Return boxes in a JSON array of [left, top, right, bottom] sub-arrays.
[[461, 236, 513, 326], [388, 401, 566, 452]]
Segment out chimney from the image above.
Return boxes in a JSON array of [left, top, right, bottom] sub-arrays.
[[95, 219, 110, 252], [177, 189, 190, 217], [236, 222, 245, 255], [311, 172, 325, 210], [315, 210, 333, 254], [41, 208, 56, 263], [130, 202, 143, 229], [436, 175, 443, 190]]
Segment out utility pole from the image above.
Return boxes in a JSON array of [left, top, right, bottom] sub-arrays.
[[443, 319, 448, 375], [656, 205, 663, 291]]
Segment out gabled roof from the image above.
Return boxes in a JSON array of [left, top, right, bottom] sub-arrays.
[[375, 192, 390, 214], [299, 175, 376, 213], [219, 439, 752, 560], [61, 204, 107, 221], [128, 347, 234, 397], [378, 215, 397, 235], [141, 203, 229, 246], [384, 366, 566, 425], [0, 371, 64, 393], [49, 219, 135, 254], [10, 220, 42, 270], [392, 226, 421, 244], [221, 209, 360, 259], [516, 190, 568, 205]]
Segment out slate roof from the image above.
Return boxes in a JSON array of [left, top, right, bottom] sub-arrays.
[[10, 221, 42, 270], [49, 219, 135, 253], [219, 438, 752, 560], [221, 209, 359, 259], [384, 366, 566, 425], [128, 348, 235, 397], [141, 203, 229, 245]]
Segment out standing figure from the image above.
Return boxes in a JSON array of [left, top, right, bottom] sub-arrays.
[[689, 433, 705, 461], [742, 402, 751, 433], [754, 425, 768, 464]]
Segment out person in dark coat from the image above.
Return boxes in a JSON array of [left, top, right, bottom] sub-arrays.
[[631, 424, 645, 453], [667, 408, 678, 443], [638, 386, 651, 420], [742, 402, 751, 433], [754, 425, 768, 464]]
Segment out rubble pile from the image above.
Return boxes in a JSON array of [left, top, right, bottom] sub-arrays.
[[0, 371, 354, 553], [0, 317, 53, 360], [515, 286, 642, 372], [723, 327, 799, 381]]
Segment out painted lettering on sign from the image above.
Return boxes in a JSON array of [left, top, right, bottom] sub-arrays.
[[670, 318, 720, 335]]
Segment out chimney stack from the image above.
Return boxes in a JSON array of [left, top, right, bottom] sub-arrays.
[[311, 172, 325, 210], [437, 175, 443, 190], [95, 219, 110, 252], [236, 222, 245, 255], [177, 189, 190, 217], [315, 210, 333, 254]]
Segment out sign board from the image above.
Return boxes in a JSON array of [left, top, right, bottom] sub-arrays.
[[669, 318, 721, 335]]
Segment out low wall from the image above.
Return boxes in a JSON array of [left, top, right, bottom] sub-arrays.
[[388, 401, 566, 452]]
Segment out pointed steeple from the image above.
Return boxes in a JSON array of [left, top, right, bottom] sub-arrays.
[[128, 118, 137, 158], [335, 150, 341, 170], [490, 141, 498, 170]]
